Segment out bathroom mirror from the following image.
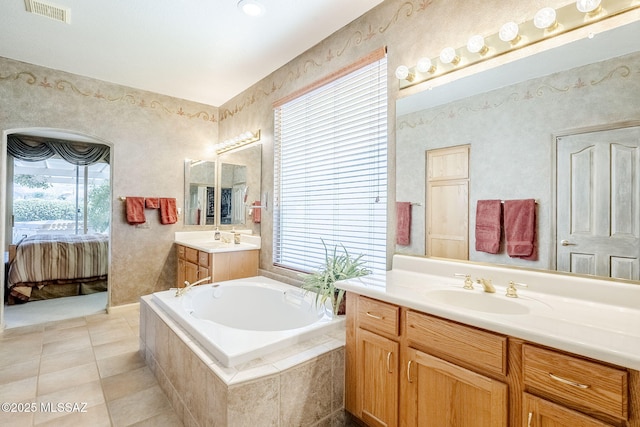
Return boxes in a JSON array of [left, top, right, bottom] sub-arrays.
[[218, 144, 262, 228], [395, 20, 640, 282], [184, 160, 216, 225]]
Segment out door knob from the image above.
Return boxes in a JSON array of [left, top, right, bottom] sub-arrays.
[[561, 240, 575, 246]]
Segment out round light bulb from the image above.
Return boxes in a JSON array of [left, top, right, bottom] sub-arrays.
[[534, 7, 557, 29], [416, 57, 434, 73], [499, 21, 520, 43], [439, 47, 459, 65], [576, 0, 601, 13], [395, 65, 410, 80], [466, 35, 487, 54]]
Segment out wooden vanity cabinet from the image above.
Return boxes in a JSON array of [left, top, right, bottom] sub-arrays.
[[349, 295, 400, 427], [523, 393, 614, 427], [345, 292, 640, 427], [404, 310, 509, 427], [404, 348, 507, 426], [522, 344, 633, 427], [175, 244, 258, 287]]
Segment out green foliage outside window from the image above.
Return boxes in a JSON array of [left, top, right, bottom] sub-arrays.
[[13, 181, 110, 233], [87, 183, 110, 233], [13, 199, 75, 221]]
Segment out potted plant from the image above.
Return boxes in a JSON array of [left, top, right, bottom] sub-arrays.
[[301, 240, 371, 316]]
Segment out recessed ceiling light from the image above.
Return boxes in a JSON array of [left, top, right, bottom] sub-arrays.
[[237, 0, 265, 17]]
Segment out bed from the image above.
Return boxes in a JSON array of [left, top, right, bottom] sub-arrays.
[[7, 233, 108, 304]]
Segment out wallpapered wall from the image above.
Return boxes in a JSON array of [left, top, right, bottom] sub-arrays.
[[0, 58, 219, 306], [215, 0, 581, 283], [0, 0, 615, 306]]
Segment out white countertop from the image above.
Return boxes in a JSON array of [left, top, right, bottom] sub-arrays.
[[336, 255, 640, 370], [174, 231, 261, 253]]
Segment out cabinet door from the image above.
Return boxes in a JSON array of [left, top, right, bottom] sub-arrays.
[[198, 266, 210, 281], [356, 328, 399, 427], [523, 393, 614, 427], [184, 261, 199, 285], [405, 347, 507, 427]]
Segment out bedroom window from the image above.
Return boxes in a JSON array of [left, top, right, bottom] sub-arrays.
[[273, 48, 388, 275], [8, 135, 111, 243]]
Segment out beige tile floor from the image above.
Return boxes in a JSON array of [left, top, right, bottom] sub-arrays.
[[0, 305, 182, 427]]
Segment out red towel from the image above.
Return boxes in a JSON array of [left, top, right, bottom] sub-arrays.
[[125, 197, 146, 225], [475, 200, 502, 254], [159, 198, 178, 225], [145, 197, 159, 209], [396, 202, 411, 245], [252, 201, 261, 223], [504, 199, 536, 258]]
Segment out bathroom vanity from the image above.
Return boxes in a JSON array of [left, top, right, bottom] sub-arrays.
[[174, 231, 260, 286], [337, 255, 640, 427]]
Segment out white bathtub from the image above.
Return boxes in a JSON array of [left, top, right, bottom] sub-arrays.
[[150, 276, 344, 367]]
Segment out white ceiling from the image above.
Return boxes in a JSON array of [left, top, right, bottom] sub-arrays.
[[0, 0, 383, 107]]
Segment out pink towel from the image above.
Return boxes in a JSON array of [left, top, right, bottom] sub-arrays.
[[145, 197, 159, 209], [475, 200, 502, 254], [125, 197, 146, 225], [504, 199, 536, 258], [252, 201, 261, 223], [159, 198, 178, 225], [396, 202, 411, 246]]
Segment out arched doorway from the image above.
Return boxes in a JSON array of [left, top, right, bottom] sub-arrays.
[[1, 128, 113, 329]]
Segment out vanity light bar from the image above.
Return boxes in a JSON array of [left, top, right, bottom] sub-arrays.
[[215, 130, 261, 155], [397, 0, 640, 89]]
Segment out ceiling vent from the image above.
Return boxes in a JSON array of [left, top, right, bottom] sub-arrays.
[[24, 0, 70, 23]]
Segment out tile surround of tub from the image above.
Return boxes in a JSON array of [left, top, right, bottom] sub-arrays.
[[140, 296, 349, 426]]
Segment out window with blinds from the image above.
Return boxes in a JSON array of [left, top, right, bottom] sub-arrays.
[[273, 52, 387, 275]]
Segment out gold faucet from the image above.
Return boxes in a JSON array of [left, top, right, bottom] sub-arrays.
[[506, 281, 528, 298], [476, 278, 496, 293], [454, 273, 474, 290], [175, 276, 211, 297]]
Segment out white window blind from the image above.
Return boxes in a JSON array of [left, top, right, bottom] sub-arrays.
[[273, 54, 387, 275]]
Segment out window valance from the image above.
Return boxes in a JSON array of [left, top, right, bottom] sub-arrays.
[[8, 135, 110, 165]]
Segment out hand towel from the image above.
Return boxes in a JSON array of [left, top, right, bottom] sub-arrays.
[[159, 198, 178, 225], [252, 201, 261, 223], [475, 200, 502, 254], [145, 197, 159, 209], [504, 199, 536, 258], [125, 197, 146, 225], [396, 202, 411, 246]]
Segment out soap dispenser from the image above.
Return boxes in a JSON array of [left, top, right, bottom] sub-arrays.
[[214, 227, 220, 241]]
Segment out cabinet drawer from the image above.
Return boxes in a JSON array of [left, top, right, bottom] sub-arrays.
[[356, 296, 399, 337], [198, 251, 209, 267], [406, 311, 507, 376], [184, 247, 198, 264], [523, 344, 628, 420]]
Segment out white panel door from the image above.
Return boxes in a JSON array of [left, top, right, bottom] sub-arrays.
[[557, 126, 640, 280]]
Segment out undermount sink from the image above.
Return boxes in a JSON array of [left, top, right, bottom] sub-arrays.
[[426, 289, 530, 315]]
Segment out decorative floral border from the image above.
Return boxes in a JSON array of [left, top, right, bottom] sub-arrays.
[[219, 0, 434, 121], [1, 1, 434, 125], [0, 68, 218, 124], [397, 64, 635, 130]]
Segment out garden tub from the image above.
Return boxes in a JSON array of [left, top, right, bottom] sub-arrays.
[[150, 276, 344, 367]]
